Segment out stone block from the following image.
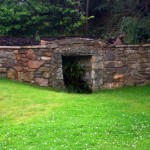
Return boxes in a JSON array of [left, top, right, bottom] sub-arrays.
[[140, 63, 150, 68], [0, 73, 6, 77], [48, 43, 58, 49], [0, 51, 15, 59], [0, 68, 6, 73], [15, 66, 23, 72], [130, 63, 140, 69], [114, 61, 123, 67], [7, 69, 16, 79], [105, 61, 114, 68], [16, 54, 21, 61], [43, 52, 52, 57], [105, 50, 115, 61], [17, 72, 23, 81], [56, 68, 63, 79], [26, 49, 36, 60], [139, 58, 149, 63], [38, 67, 50, 72], [117, 66, 128, 73], [14, 50, 19, 54], [41, 56, 51, 61], [113, 74, 124, 81], [40, 40, 49, 45], [0, 58, 7, 63], [28, 60, 44, 69], [36, 78, 48, 86], [92, 62, 104, 69], [43, 72, 50, 78], [23, 72, 34, 81], [104, 82, 123, 89], [21, 58, 29, 62]]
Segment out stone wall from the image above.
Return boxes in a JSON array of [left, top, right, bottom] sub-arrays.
[[103, 45, 150, 89], [0, 38, 150, 91], [0, 45, 53, 87]]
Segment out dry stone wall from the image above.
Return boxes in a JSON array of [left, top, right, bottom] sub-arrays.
[[0, 38, 150, 91], [103, 45, 150, 89]]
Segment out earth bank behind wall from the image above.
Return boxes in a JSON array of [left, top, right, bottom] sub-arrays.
[[0, 38, 150, 91]]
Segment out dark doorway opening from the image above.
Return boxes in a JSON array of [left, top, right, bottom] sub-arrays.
[[62, 56, 92, 93]]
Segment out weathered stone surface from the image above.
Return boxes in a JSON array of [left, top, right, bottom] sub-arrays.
[[130, 63, 140, 69], [105, 50, 115, 61], [5, 59, 16, 67], [40, 40, 49, 45], [0, 68, 6, 73], [38, 66, 50, 72], [114, 61, 123, 67], [117, 66, 128, 73], [23, 72, 34, 81], [105, 61, 114, 68], [16, 54, 21, 60], [43, 72, 50, 78], [56, 68, 63, 79], [41, 56, 51, 61], [0, 38, 150, 91], [48, 43, 58, 49], [36, 78, 48, 86], [98, 41, 107, 47], [23, 67, 36, 72], [28, 60, 44, 69], [114, 37, 122, 45], [14, 50, 19, 54], [7, 69, 16, 79], [17, 72, 23, 81], [0, 51, 15, 59], [26, 49, 36, 59], [103, 82, 123, 89], [17, 71, 34, 81], [113, 74, 124, 81], [0, 58, 7, 63], [43, 52, 52, 57]]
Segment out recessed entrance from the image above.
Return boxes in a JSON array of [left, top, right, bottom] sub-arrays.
[[62, 55, 92, 93]]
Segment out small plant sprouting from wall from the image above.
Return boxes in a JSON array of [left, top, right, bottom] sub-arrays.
[[63, 63, 92, 93]]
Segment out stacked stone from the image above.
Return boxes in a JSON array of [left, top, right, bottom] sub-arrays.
[[0, 38, 150, 91], [103, 44, 150, 89], [0, 45, 53, 86], [126, 45, 150, 85], [42, 38, 106, 90], [0, 47, 17, 78]]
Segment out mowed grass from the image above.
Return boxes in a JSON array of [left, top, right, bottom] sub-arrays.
[[0, 79, 150, 150]]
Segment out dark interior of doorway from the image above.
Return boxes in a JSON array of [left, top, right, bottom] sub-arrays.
[[62, 56, 92, 93]]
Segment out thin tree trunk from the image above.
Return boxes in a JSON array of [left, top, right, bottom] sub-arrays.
[[86, 0, 90, 34]]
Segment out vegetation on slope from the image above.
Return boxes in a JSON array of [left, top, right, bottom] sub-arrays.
[[0, 0, 150, 44]]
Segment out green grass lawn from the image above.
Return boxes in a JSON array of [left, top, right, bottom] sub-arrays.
[[0, 78, 150, 150]]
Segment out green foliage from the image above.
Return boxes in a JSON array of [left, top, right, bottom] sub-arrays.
[[63, 63, 91, 93], [0, 0, 149, 40], [120, 17, 150, 44], [0, 0, 85, 36]]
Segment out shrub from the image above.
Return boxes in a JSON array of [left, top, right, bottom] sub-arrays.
[[120, 17, 150, 44], [63, 63, 91, 93]]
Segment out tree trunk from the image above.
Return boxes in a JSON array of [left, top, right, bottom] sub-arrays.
[[86, 0, 90, 34]]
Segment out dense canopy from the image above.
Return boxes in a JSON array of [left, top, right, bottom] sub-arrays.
[[0, 0, 150, 44]]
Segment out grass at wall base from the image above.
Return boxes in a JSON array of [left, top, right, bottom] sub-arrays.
[[0, 78, 150, 150]]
